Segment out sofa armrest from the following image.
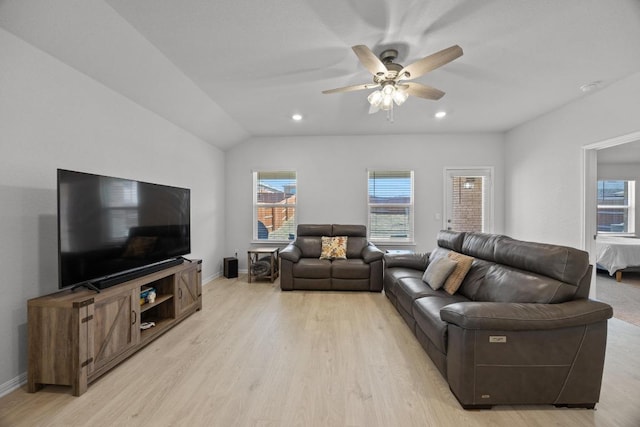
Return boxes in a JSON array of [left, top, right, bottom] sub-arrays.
[[362, 243, 384, 263], [383, 252, 429, 270], [440, 299, 613, 331], [279, 244, 301, 263]]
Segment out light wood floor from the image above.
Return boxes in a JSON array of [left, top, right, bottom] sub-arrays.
[[1, 276, 639, 427]]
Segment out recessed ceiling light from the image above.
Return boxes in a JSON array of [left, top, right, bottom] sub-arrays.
[[291, 113, 303, 121], [434, 111, 447, 119]]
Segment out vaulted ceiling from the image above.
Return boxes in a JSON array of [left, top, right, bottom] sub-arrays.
[[2, 0, 640, 149]]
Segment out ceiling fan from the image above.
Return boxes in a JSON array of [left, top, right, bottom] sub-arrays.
[[322, 44, 463, 118]]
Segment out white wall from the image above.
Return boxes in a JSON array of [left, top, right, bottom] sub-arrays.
[[0, 29, 226, 390], [504, 72, 640, 248], [225, 134, 505, 270], [598, 163, 640, 236]]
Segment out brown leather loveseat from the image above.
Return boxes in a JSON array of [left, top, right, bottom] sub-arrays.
[[384, 230, 613, 409], [279, 224, 384, 291]]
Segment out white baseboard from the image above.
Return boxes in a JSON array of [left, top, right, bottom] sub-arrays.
[[0, 372, 26, 398], [202, 272, 220, 285]]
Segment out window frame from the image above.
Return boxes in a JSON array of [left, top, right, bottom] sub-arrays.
[[596, 179, 635, 236], [367, 169, 415, 244], [252, 170, 297, 243]]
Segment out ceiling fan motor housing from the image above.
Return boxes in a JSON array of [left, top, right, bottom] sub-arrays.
[[377, 49, 404, 79]]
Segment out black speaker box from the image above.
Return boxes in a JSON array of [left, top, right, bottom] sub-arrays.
[[224, 257, 238, 278]]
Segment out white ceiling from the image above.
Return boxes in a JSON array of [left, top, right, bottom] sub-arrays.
[[2, 0, 640, 149]]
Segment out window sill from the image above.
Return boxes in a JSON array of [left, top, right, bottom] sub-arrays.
[[596, 233, 636, 238], [370, 241, 416, 246]]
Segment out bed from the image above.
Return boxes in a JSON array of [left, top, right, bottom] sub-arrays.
[[596, 235, 640, 282]]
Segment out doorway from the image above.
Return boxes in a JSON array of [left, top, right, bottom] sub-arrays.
[[443, 167, 494, 233], [583, 130, 640, 317]]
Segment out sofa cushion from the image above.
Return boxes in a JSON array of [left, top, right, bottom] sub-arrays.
[[320, 236, 347, 260], [476, 264, 578, 303], [332, 224, 366, 237], [413, 295, 469, 353], [437, 230, 465, 252], [332, 259, 370, 279], [457, 258, 493, 301], [384, 267, 424, 297], [292, 258, 331, 279], [298, 224, 333, 236], [345, 236, 367, 258], [384, 252, 429, 270], [494, 238, 589, 286], [444, 252, 474, 295], [461, 232, 508, 261], [296, 236, 322, 258], [423, 256, 458, 290], [396, 277, 444, 315]]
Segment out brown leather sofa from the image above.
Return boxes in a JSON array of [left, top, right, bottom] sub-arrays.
[[279, 224, 384, 291], [384, 230, 613, 409]]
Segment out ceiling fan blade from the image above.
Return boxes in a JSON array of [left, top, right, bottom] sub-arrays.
[[398, 45, 463, 80], [322, 83, 379, 94], [352, 45, 388, 76], [400, 82, 445, 100]]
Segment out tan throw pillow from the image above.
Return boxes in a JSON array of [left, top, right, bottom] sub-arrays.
[[320, 236, 348, 260], [422, 256, 458, 290], [444, 251, 474, 295]]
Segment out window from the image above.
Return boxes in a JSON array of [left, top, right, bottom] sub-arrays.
[[253, 171, 296, 241], [368, 170, 414, 242], [597, 180, 635, 234]]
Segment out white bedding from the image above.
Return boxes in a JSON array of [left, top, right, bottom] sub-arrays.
[[596, 236, 640, 275]]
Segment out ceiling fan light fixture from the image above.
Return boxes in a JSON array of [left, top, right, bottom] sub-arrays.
[[380, 93, 394, 110], [367, 90, 383, 107], [382, 84, 395, 95], [393, 88, 408, 106], [434, 111, 447, 119], [321, 44, 463, 122]]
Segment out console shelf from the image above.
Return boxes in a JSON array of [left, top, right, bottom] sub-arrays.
[[27, 260, 202, 396], [141, 294, 173, 313]]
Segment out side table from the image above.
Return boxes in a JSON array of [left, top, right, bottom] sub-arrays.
[[247, 247, 280, 283]]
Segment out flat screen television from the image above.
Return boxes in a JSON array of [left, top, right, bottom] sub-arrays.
[[57, 169, 191, 290]]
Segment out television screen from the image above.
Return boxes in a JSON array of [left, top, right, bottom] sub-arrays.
[[57, 169, 191, 289]]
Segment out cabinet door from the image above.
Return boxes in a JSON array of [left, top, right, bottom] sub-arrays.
[[176, 265, 200, 316], [90, 289, 140, 373]]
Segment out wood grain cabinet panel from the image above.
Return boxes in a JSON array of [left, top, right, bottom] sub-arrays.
[[28, 260, 201, 396]]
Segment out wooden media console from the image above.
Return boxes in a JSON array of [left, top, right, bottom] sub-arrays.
[[27, 260, 202, 396]]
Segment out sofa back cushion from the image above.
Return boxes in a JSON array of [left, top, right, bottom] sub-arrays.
[[298, 224, 332, 237], [476, 264, 579, 303], [458, 259, 493, 301], [436, 229, 591, 302], [296, 236, 322, 258], [462, 232, 508, 262], [346, 237, 368, 258], [437, 230, 465, 252], [493, 238, 589, 286], [332, 224, 366, 237]]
